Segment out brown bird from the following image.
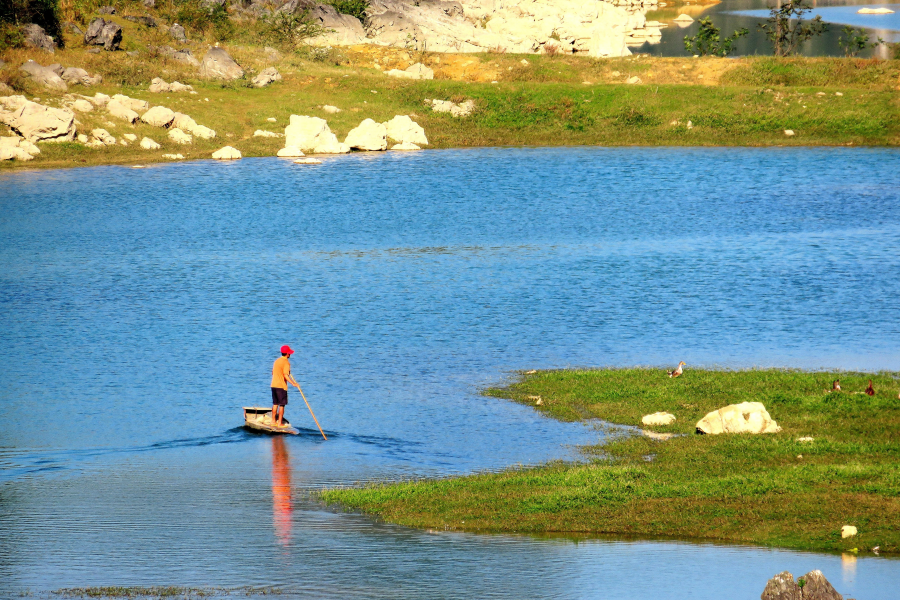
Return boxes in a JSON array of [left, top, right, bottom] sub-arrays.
[[667, 361, 686, 378], [827, 380, 841, 393], [865, 380, 875, 396]]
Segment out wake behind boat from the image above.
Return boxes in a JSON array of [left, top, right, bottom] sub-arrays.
[[243, 407, 299, 435]]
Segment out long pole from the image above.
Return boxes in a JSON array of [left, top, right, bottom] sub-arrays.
[[297, 386, 327, 440]]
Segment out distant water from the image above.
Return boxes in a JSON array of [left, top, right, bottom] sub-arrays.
[[1, 147, 899, 598]]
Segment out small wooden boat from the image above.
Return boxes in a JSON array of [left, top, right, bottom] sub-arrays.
[[243, 407, 299, 435]]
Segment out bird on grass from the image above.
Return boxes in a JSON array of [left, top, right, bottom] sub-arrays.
[[865, 380, 875, 396], [826, 380, 841, 393], [667, 361, 686, 378]]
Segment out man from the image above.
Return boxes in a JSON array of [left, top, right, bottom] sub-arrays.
[[271, 345, 301, 427]]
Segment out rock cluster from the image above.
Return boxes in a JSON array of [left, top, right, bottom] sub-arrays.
[[149, 77, 195, 93], [696, 402, 781, 435], [761, 570, 844, 600], [284, 115, 349, 154], [0, 95, 75, 143], [18, 61, 103, 91], [280, 114, 429, 156], [0, 135, 41, 161]]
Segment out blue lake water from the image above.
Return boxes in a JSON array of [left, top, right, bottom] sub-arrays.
[[1, 147, 899, 598]]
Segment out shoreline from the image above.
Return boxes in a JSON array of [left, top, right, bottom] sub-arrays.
[[319, 367, 900, 554]]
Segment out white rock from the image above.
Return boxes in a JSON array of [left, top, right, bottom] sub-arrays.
[[284, 115, 346, 153], [212, 145, 241, 159], [858, 7, 894, 13], [695, 402, 781, 435], [106, 99, 139, 123], [251, 67, 282, 88], [19, 139, 39, 155], [391, 142, 421, 150], [253, 129, 282, 138], [796, 436, 814, 442], [168, 128, 192, 144], [172, 113, 215, 139], [642, 412, 676, 426], [111, 94, 149, 112], [322, 105, 341, 114], [123, 133, 137, 142], [191, 125, 216, 140], [149, 77, 170, 93], [161, 153, 184, 159], [385, 63, 434, 80], [0, 147, 34, 160], [0, 101, 76, 142], [88, 93, 111, 107], [842, 525, 858, 538], [277, 146, 305, 157], [72, 99, 94, 112], [140, 137, 161, 150], [626, 76, 642, 84], [313, 139, 350, 154], [91, 128, 116, 145], [141, 106, 176, 128], [784, 129, 795, 137], [383, 115, 428, 145], [344, 118, 387, 151], [18, 60, 67, 92], [199, 47, 244, 80], [293, 157, 322, 164], [77, 133, 89, 143], [431, 99, 476, 118], [119, 139, 128, 146], [267, 117, 277, 122]]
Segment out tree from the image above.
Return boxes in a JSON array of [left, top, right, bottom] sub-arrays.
[[758, 0, 827, 57], [838, 25, 883, 57], [261, 8, 325, 49], [683, 17, 748, 57]]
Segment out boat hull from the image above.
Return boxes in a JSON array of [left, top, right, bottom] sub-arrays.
[[243, 406, 299, 435]]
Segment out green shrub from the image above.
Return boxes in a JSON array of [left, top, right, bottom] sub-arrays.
[[173, 0, 234, 41], [325, 0, 368, 21], [261, 9, 324, 49], [0, 0, 64, 47], [683, 17, 747, 57], [0, 21, 25, 51]]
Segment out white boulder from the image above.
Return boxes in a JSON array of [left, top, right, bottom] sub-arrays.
[[71, 99, 94, 112], [344, 118, 387, 151], [91, 128, 116, 145], [251, 67, 281, 88], [168, 128, 193, 144], [383, 115, 428, 145], [141, 106, 176, 128], [385, 63, 434, 80], [106, 99, 139, 123], [172, 113, 215, 139], [841, 525, 858, 538], [284, 115, 348, 154], [642, 412, 676, 427], [695, 402, 781, 435], [112, 94, 149, 112], [277, 146, 304, 157], [140, 137, 161, 150], [0, 100, 76, 142], [212, 145, 241, 159]]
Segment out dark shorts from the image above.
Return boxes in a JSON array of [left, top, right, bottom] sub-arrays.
[[271, 387, 288, 406]]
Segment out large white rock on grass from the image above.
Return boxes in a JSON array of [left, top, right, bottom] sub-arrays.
[[212, 145, 241, 159], [87, 93, 111, 107], [385, 63, 434, 80], [168, 128, 193, 144], [642, 412, 676, 426], [141, 106, 176, 127], [284, 115, 348, 154], [696, 402, 781, 435], [140, 137, 161, 150], [251, 67, 281, 88], [19, 60, 67, 91], [0, 101, 75, 142], [106, 99, 139, 123], [344, 118, 387, 151], [383, 115, 427, 145], [199, 47, 244, 80], [112, 94, 149, 112]]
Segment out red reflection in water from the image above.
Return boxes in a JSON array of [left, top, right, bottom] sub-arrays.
[[271, 436, 292, 547]]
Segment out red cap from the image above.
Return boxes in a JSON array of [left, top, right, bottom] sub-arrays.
[[280, 345, 294, 355]]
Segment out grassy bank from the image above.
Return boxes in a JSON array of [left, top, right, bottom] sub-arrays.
[[320, 369, 900, 553], [2, 23, 900, 171]]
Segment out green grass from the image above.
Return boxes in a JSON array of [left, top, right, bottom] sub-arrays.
[[320, 369, 900, 553]]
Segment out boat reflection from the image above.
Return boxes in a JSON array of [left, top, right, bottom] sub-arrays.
[[271, 436, 292, 547]]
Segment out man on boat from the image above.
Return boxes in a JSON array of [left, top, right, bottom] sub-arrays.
[[272, 345, 301, 428]]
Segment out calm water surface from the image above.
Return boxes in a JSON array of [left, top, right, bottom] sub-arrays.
[[1, 147, 899, 598]]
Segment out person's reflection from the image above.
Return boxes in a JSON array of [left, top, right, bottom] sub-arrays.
[[271, 436, 292, 547]]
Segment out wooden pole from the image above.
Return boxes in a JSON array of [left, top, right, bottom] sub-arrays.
[[297, 386, 327, 440]]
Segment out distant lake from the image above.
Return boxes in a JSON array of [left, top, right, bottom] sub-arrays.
[[1, 148, 899, 598]]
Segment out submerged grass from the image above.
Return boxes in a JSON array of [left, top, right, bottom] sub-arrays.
[[320, 369, 900, 553]]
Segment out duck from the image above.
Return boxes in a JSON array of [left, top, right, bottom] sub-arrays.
[[865, 380, 875, 396], [667, 361, 686, 378]]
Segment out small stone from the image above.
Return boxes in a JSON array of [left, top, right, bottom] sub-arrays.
[[140, 137, 161, 150], [161, 153, 184, 160], [626, 76, 642, 85], [267, 117, 277, 122], [642, 412, 676, 426], [842, 525, 857, 538], [168, 128, 193, 144], [253, 130, 281, 138], [322, 105, 341, 114], [123, 133, 137, 142], [277, 146, 304, 157], [784, 129, 795, 137]]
